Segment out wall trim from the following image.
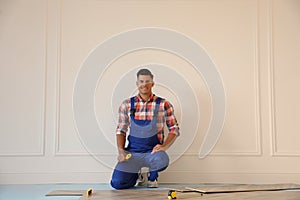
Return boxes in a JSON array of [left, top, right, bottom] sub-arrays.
[[210, 0, 262, 156], [268, 0, 300, 157], [0, 0, 47, 157]]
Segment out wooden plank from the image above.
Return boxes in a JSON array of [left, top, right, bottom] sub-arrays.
[[184, 183, 300, 194], [46, 190, 85, 196]]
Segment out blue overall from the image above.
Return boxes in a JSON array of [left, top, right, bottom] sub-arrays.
[[110, 97, 169, 189]]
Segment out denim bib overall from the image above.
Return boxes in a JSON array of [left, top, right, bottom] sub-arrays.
[[110, 96, 169, 189], [126, 96, 161, 153]]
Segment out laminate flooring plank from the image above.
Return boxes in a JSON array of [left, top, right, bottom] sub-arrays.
[[78, 190, 300, 200]]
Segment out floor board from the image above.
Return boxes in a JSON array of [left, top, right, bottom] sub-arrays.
[[77, 190, 300, 200]]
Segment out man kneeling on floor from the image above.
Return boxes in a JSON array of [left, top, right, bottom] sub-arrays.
[[110, 68, 180, 189]]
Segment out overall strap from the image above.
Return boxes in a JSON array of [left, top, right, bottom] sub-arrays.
[[130, 97, 136, 117], [153, 97, 162, 116]]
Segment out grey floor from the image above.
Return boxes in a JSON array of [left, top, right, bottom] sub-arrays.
[[0, 184, 111, 200]]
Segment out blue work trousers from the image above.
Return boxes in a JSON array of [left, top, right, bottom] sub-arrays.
[[110, 151, 169, 189]]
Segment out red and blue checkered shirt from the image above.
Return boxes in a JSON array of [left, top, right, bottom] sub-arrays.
[[116, 94, 180, 144]]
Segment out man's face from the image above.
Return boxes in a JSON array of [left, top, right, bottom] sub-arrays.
[[136, 75, 154, 96]]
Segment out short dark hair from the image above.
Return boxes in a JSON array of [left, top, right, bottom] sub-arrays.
[[136, 68, 154, 79]]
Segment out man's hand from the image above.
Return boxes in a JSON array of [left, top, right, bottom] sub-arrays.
[[151, 144, 167, 154], [151, 134, 177, 154], [117, 150, 127, 162], [116, 134, 126, 162]]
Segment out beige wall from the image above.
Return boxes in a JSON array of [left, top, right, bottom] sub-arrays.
[[1, 0, 300, 184]]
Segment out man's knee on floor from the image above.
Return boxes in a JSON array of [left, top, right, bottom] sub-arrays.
[[110, 170, 138, 189], [110, 179, 133, 190]]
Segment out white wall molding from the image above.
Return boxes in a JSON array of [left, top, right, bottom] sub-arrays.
[[0, 0, 47, 157], [210, 0, 262, 157], [269, 0, 300, 157]]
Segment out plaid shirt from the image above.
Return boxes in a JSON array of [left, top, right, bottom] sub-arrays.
[[116, 94, 180, 143]]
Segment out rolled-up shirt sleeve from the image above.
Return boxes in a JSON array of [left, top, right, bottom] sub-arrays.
[[164, 101, 180, 136], [116, 100, 130, 135]]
